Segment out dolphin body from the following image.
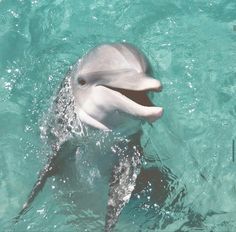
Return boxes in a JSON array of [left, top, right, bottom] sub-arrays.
[[16, 43, 163, 231]]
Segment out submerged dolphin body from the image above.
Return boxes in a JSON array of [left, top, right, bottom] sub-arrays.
[[16, 43, 163, 231]]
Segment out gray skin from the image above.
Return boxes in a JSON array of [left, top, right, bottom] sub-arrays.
[[15, 43, 163, 231]]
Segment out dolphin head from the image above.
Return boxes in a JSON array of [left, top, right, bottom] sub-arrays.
[[70, 43, 163, 135]]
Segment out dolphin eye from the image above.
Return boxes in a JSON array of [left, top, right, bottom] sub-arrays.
[[78, 78, 86, 86]]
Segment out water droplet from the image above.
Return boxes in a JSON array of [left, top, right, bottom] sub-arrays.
[[37, 208, 45, 215]]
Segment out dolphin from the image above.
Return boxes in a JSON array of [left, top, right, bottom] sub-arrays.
[[15, 43, 163, 231]]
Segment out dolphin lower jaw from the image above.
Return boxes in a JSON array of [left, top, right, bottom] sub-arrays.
[[75, 107, 111, 131], [75, 104, 142, 135]]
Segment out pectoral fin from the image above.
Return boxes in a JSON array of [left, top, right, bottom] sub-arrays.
[[14, 140, 77, 222], [14, 153, 61, 222], [105, 147, 142, 232]]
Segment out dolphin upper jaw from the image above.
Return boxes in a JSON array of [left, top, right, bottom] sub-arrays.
[[100, 71, 162, 92]]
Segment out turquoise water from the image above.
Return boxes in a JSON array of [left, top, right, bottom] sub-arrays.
[[0, 0, 236, 231]]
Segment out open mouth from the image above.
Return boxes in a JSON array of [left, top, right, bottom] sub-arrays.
[[103, 86, 155, 107], [98, 83, 163, 123]]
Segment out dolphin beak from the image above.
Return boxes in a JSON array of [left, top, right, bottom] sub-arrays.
[[101, 71, 162, 92], [99, 72, 163, 123]]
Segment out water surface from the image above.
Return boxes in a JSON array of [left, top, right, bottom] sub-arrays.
[[0, 0, 236, 231]]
